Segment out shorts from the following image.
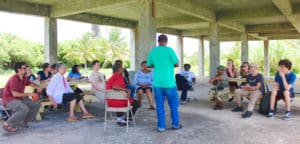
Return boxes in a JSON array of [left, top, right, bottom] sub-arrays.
[[276, 91, 294, 101], [136, 87, 152, 93], [62, 93, 82, 105]]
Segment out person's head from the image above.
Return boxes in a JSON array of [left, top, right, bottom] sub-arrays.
[[140, 61, 147, 71], [42, 63, 51, 72], [51, 64, 57, 74], [112, 63, 123, 74], [57, 63, 67, 75], [158, 34, 168, 46], [250, 63, 259, 74], [114, 60, 123, 66], [242, 61, 250, 70], [227, 59, 234, 69], [14, 62, 27, 75], [278, 59, 292, 74], [92, 60, 101, 71], [71, 65, 80, 73], [25, 65, 32, 74], [183, 64, 191, 71], [217, 65, 225, 75]]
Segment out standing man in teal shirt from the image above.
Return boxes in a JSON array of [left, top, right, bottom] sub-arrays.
[[147, 34, 181, 132]]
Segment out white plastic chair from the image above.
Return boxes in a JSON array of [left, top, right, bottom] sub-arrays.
[[104, 90, 135, 132]]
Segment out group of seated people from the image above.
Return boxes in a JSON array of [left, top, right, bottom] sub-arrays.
[[1, 59, 157, 132], [208, 59, 297, 120]]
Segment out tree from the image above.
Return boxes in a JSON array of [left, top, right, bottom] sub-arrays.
[[94, 28, 129, 67]]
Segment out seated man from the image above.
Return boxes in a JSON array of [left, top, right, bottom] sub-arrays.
[[46, 63, 95, 122], [2, 62, 42, 132], [134, 61, 155, 109], [268, 59, 297, 120], [106, 63, 140, 126], [232, 63, 264, 118], [89, 60, 106, 103], [177, 64, 196, 104], [208, 65, 229, 110]]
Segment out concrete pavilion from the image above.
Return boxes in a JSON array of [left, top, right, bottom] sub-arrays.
[[0, 0, 300, 77]]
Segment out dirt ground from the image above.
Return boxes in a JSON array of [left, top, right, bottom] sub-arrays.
[[1, 77, 300, 144]]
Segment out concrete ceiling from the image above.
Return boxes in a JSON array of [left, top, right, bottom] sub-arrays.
[[1, 0, 300, 41]]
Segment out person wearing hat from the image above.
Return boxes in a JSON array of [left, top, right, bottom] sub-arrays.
[[232, 63, 264, 118], [208, 65, 229, 109]]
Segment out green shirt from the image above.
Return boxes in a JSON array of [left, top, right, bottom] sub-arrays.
[[147, 45, 179, 88]]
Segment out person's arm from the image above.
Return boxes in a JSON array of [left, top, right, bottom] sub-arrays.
[[47, 95, 57, 108], [279, 72, 295, 91], [147, 51, 154, 68], [29, 82, 42, 93]]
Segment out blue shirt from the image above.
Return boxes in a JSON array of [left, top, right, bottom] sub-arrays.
[[37, 71, 52, 81], [275, 72, 297, 93], [134, 70, 153, 89], [68, 72, 82, 79]]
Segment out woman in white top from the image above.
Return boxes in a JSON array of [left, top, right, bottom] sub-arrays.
[[89, 60, 106, 102]]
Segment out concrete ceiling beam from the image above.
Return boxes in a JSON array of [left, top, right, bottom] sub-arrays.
[[0, 0, 50, 16], [51, 0, 137, 17], [246, 23, 295, 33], [272, 0, 300, 33], [156, 28, 182, 36], [62, 13, 137, 28], [156, 16, 205, 28]]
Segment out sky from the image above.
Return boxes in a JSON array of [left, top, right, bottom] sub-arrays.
[[0, 11, 220, 56]]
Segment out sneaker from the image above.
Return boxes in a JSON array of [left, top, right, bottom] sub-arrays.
[[267, 109, 275, 118], [157, 127, 166, 132], [180, 101, 186, 105], [232, 106, 243, 112], [242, 111, 252, 118], [171, 124, 182, 130], [282, 111, 291, 120]]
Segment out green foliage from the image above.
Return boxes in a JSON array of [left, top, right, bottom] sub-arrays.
[[0, 33, 43, 69]]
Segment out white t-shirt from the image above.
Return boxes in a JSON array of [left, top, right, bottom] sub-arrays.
[[179, 71, 195, 83]]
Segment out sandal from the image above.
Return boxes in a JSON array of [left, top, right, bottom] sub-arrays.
[[67, 117, 80, 122], [3, 124, 17, 132], [82, 114, 96, 119]]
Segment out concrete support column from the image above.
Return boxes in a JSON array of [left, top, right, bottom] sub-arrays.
[[137, 0, 156, 65], [241, 33, 249, 63], [264, 40, 270, 76], [209, 22, 220, 77], [44, 17, 57, 64], [176, 35, 184, 72], [91, 24, 101, 38], [198, 36, 205, 77], [130, 28, 139, 70]]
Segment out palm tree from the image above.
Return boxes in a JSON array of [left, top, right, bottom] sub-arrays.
[[63, 32, 99, 72], [95, 28, 129, 67]]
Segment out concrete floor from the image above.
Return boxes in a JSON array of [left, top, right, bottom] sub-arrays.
[[1, 78, 300, 144]]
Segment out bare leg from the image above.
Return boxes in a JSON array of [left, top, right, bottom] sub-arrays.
[[137, 89, 144, 104], [69, 100, 76, 117], [145, 89, 154, 108], [283, 90, 291, 111], [78, 100, 89, 115], [270, 89, 278, 110]]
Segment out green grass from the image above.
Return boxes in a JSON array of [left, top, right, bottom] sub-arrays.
[[0, 68, 114, 88]]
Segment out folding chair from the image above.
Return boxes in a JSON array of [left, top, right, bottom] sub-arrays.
[[104, 90, 135, 132], [0, 88, 12, 121]]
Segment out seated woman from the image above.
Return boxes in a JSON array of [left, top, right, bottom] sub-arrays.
[[37, 63, 52, 83], [37, 63, 52, 99], [208, 65, 229, 110], [46, 63, 95, 122], [50, 63, 58, 75], [89, 60, 106, 103], [134, 61, 155, 109], [106, 63, 140, 126], [25, 65, 36, 81], [67, 65, 82, 81]]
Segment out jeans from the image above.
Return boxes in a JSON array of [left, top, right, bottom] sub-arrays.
[[154, 87, 180, 129], [126, 84, 136, 98]]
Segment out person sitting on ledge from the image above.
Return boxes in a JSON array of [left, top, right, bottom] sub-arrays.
[[46, 63, 96, 122], [2, 62, 42, 132], [232, 63, 264, 119]]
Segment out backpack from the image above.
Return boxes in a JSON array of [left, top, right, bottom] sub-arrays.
[[259, 84, 271, 115]]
